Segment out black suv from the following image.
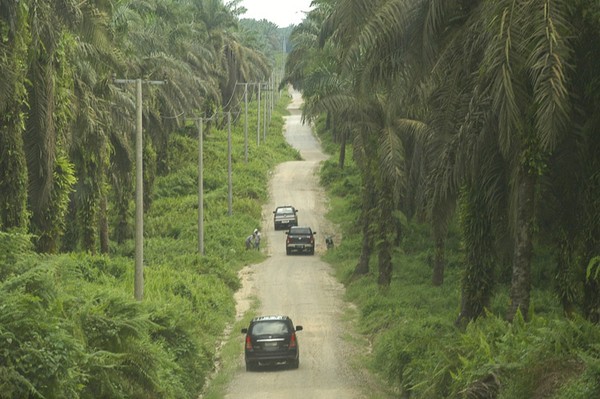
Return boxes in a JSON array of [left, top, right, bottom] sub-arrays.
[[285, 226, 316, 255], [241, 315, 303, 371], [273, 206, 298, 230]]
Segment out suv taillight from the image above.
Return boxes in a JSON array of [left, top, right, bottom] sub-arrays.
[[289, 333, 297, 348], [245, 336, 253, 350]]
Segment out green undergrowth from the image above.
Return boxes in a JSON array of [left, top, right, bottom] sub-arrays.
[[0, 93, 299, 398], [317, 127, 600, 398], [201, 300, 259, 399]]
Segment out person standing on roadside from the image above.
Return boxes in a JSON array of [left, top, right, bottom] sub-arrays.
[[245, 233, 254, 250], [254, 229, 261, 250]]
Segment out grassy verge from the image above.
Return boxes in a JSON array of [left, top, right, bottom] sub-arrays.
[[315, 117, 600, 399], [201, 299, 258, 399]]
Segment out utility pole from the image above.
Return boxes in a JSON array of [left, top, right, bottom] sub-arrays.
[[236, 83, 249, 163], [197, 118, 204, 255], [235, 82, 250, 161], [269, 76, 273, 124], [227, 112, 233, 216], [244, 84, 248, 162], [263, 81, 268, 142], [187, 114, 212, 255], [113, 76, 165, 301], [257, 83, 261, 145]]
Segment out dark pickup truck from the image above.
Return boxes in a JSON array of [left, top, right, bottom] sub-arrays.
[[285, 226, 316, 255]]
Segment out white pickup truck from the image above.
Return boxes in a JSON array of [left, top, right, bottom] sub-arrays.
[[273, 206, 298, 230]]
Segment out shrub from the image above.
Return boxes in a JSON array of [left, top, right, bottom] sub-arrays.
[[0, 264, 82, 399]]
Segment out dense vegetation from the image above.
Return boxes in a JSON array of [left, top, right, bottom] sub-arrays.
[[2, 0, 599, 397], [281, 0, 600, 397], [317, 127, 600, 398], [284, 0, 600, 324], [0, 0, 287, 253], [0, 0, 300, 396], [0, 92, 298, 397]]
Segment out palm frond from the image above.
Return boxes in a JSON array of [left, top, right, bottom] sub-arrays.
[[526, 0, 572, 151]]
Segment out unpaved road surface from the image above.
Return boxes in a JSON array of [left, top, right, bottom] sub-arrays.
[[224, 91, 367, 399]]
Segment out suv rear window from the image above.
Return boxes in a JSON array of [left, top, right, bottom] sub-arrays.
[[250, 321, 290, 335], [276, 207, 294, 215], [290, 227, 311, 235]]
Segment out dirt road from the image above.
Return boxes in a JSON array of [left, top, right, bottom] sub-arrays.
[[224, 91, 366, 399]]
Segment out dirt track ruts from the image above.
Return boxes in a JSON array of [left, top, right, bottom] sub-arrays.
[[223, 90, 368, 399]]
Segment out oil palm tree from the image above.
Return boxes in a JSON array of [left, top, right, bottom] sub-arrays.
[[24, 0, 102, 252], [450, 0, 573, 321], [317, 0, 437, 287], [541, 0, 600, 320], [301, 59, 410, 287], [199, 0, 270, 113], [306, 0, 583, 323], [0, 0, 29, 230], [391, 0, 574, 321], [57, 0, 125, 254]]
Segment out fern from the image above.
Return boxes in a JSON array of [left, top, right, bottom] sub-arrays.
[[586, 256, 600, 281]]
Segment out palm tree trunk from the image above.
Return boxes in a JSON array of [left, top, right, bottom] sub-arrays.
[[555, 239, 577, 318], [507, 170, 536, 322], [377, 185, 394, 287], [377, 235, 393, 287], [26, 59, 59, 252], [352, 225, 371, 277], [353, 180, 375, 277], [0, 107, 28, 229], [354, 216, 372, 277], [457, 248, 494, 326], [338, 130, 346, 170], [143, 141, 157, 212], [81, 201, 97, 255], [431, 225, 446, 286], [114, 170, 132, 244], [456, 185, 496, 326], [0, 18, 29, 230], [99, 192, 109, 254], [62, 194, 77, 252], [583, 280, 600, 323], [581, 167, 600, 322]]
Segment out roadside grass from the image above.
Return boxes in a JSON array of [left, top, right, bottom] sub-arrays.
[[338, 297, 399, 399], [201, 299, 259, 399], [317, 133, 600, 398]]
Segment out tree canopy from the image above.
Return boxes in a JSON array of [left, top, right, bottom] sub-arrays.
[[283, 0, 600, 324], [0, 0, 278, 254]]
